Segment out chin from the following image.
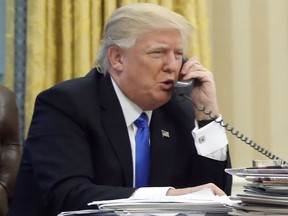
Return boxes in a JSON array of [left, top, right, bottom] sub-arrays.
[[142, 91, 172, 110], [152, 95, 172, 109]]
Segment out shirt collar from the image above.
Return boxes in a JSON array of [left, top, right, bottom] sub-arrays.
[[111, 77, 152, 127]]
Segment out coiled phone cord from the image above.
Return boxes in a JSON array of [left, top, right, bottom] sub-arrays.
[[180, 94, 287, 164]]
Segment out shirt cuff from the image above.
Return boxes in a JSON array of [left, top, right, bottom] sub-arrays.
[[192, 115, 228, 161], [130, 187, 173, 199]]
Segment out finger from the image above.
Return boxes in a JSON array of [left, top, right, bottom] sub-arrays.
[[181, 68, 212, 82], [189, 183, 226, 196], [191, 63, 205, 72], [187, 56, 203, 69], [166, 183, 226, 196], [180, 57, 207, 79], [211, 186, 226, 196], [181, 58, 201, 71], [204, 183, 226, 196]]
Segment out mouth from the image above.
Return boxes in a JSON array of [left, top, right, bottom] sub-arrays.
[[160, 79, 174, 90]]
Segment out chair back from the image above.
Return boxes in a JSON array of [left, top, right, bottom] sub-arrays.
[[0, 86, 22, 216]]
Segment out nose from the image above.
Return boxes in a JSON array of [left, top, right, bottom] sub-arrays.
[[162, 53, 178, 73]]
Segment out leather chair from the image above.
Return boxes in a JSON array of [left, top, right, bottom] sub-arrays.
[[0, 86, 22, 216]]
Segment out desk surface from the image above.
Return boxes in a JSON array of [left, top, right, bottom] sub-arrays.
[[63, 213, 229, 216]]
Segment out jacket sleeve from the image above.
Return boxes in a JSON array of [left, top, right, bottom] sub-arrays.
[[26, 86, 135, 215]]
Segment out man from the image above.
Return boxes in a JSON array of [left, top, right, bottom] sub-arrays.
[[8, 3, 232, 216]]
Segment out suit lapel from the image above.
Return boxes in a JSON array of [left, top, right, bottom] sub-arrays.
[[149, 108, 177, 185], [98, 74, 133, 186], [95, 72, 180, 186]]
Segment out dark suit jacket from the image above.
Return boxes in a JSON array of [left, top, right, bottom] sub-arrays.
[[8, 68, 232, 216]]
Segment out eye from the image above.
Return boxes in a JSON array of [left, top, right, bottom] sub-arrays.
[[175, 52, 183, 59], [154, 50, 165, 53], [149, 50, 165, 57]]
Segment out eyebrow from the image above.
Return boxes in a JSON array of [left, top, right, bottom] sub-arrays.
[[146, 44, 183, 52], [147, 44, 168, 51]]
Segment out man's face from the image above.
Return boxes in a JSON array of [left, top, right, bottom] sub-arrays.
[[111, 29, 184, 110]]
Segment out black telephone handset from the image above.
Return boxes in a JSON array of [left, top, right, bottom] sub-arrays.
[[174, 57, 287, 163], [173, 57, 194, 96]]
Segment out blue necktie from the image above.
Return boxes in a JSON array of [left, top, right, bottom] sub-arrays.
[[134, 113, 150, 188]]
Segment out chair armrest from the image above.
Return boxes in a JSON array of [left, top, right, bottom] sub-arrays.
[[0, 183, 9, 216]]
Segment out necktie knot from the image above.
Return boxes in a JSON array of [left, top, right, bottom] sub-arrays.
[[135, 113, 149, 129]]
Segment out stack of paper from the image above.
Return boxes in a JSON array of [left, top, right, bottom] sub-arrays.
[[225, 167, 288, 215], [57, 209, 117, 216], [88, 188, 236, 215]]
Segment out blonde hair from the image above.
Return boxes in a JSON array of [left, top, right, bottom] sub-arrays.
[[95, 3, 194, 74]]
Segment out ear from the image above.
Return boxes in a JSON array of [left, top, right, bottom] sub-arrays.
[[108, 46, 124, 72]]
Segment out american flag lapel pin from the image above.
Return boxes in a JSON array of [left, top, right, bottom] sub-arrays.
[[161, 129, 170, 138]]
